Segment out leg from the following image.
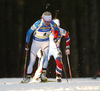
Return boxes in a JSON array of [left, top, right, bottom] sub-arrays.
[[33, 52, 45, 79], [24, 40, 40, 83], [40, 42, 49, 81], [55, 56, 62, 82], [27, 40, 39, 75], [27, 51, 37, 75], [41, 51, 48, 81], [54, 45, 62, 82]]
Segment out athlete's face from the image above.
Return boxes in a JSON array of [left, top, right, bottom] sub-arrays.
[[43, 20, 51, 26]]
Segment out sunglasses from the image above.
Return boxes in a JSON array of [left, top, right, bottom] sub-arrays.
[[43, 18, 52, 23]]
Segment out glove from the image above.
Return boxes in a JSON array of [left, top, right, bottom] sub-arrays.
[[65, 48, 70, 55], [25, 43, 29, 51], [53, 38, 58, 43]]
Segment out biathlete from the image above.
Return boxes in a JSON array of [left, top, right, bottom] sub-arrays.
[[24, 11, 59, 83]]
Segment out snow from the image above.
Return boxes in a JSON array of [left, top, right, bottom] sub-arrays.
[[0, 78, 100, 91]]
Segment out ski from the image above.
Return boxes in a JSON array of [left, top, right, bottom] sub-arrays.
[[0, 80, 56, 85], [1, 82, 21, 85], [40, 80, 56, 83], [20, 80, 56, 83]]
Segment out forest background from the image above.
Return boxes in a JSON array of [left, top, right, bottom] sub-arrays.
[[0, 0, 100, 78]]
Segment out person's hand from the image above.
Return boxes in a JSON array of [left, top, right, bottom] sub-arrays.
[[53, 38, 58, 43], [65, 49, 70, 55], [25, 43, 29, 51]]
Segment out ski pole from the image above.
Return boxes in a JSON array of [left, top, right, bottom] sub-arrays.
[[67, 55, 72, 82], [55, 10, 59, 18], [61, 60, 68, 82], [55, 43, 68, 82], [23, 50, 28, 80]]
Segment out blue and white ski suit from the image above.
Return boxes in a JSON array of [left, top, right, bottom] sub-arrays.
[[26, 19, 59, 75]]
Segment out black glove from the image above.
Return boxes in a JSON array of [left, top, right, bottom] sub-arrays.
[[53, 38, 58, 43], [25, 43, 29, 51]]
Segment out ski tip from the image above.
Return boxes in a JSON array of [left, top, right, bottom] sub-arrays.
[[40, 80, 56, 83], [21, 80, 25, 83]]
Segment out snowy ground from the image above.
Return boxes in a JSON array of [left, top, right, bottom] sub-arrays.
[[0, 78, 100, 91]]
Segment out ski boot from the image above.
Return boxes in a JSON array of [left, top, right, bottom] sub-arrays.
[[56, 74, 62, 82], [22, 75, 31, 83], [41, 69, 47, 82]]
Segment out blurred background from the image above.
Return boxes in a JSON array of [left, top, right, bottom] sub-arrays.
[[0, 0, 100, 78]]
